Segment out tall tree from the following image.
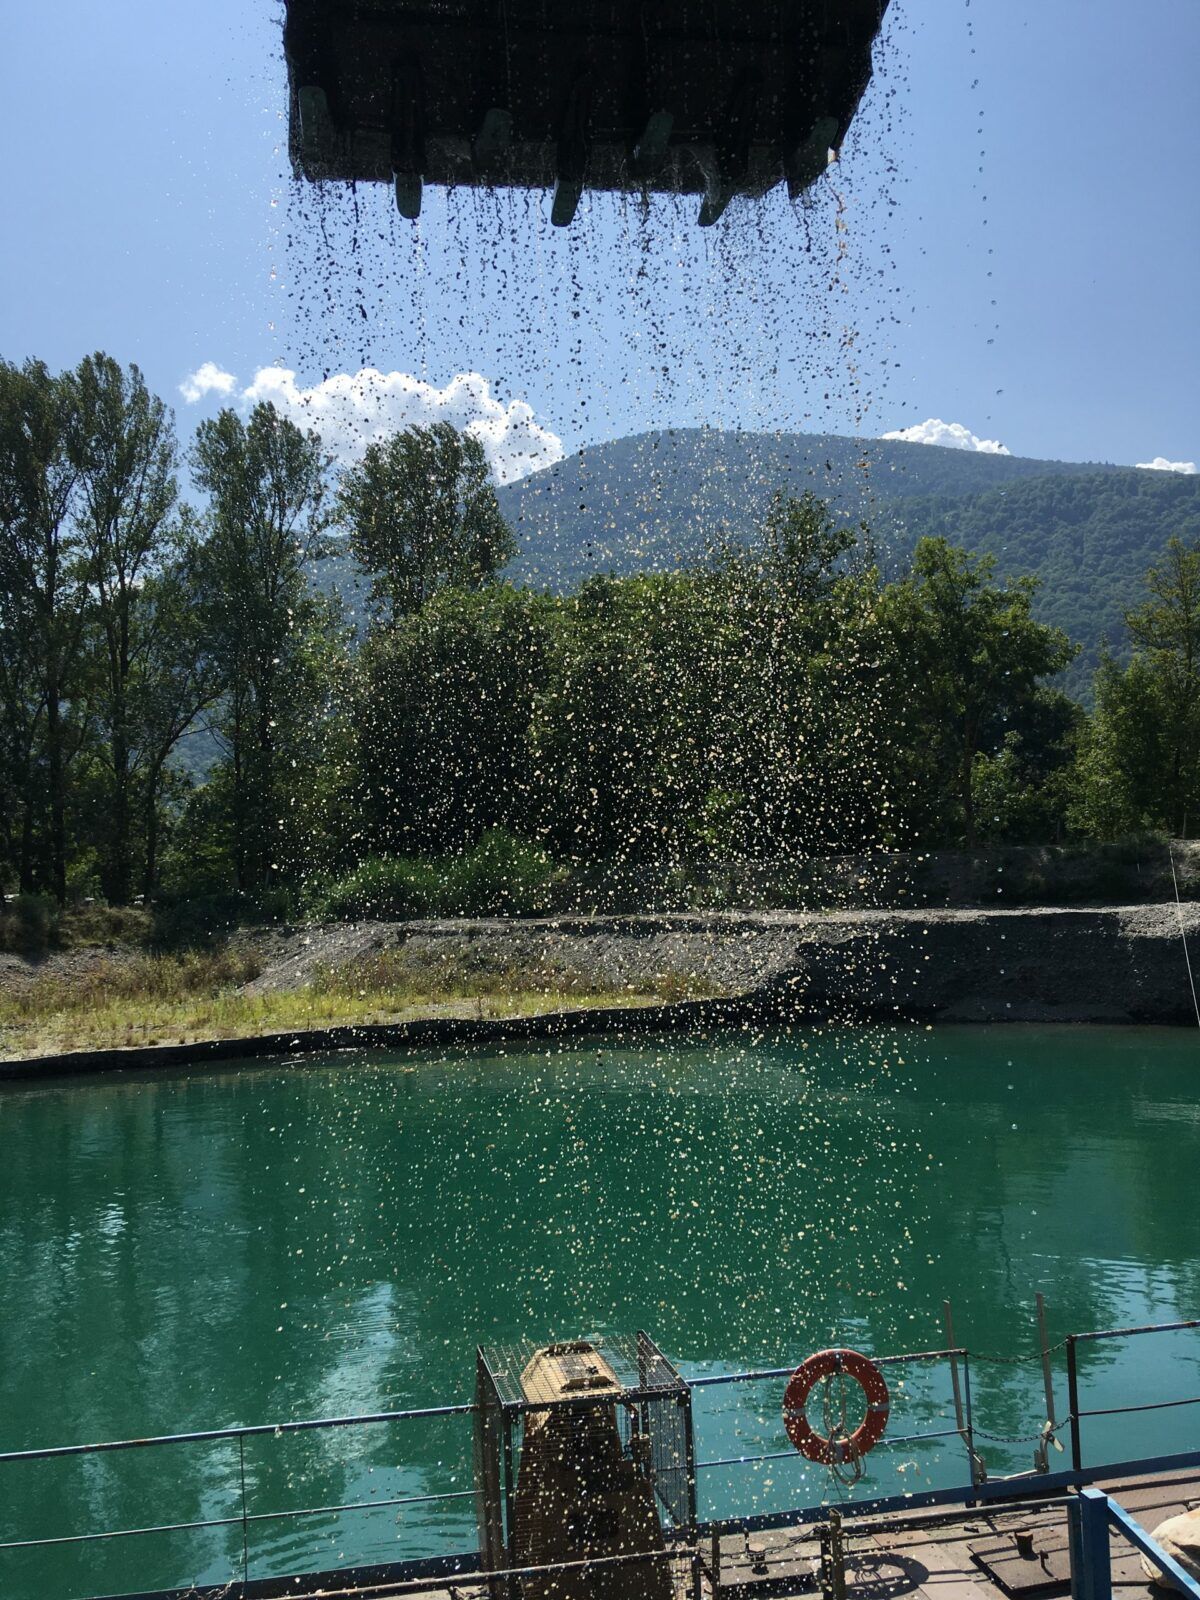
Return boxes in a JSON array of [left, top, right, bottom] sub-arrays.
[[713, 494, 889, 856], [353, 584, 555, 856], [69, 353, 180, 902], [133, 542, 225, 896], [0, 359, 89, 901], [337, 422, 515, 625], [1072, 538, 1200, 838], [882, 538, 1076, 845], [1124, 537, 1200, 835], [190, 402, 335, 893]]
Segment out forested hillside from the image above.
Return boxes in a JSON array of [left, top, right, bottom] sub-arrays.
[[498, 426, 1123, 589], [876, 471, 1200, 695], [6, 355, 1199, 918], [490, 428, 1199, 698]]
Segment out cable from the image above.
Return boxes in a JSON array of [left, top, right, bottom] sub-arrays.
[[1168, 842, 1200, 1029]]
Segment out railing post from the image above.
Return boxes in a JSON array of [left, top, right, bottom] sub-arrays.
[[1036, 1293, 1058, 1473], [1069, 1488, 1113, 1600], [238, 1433, 250, 1584], [817, 1509, 848, 1600], [1066, 1336, 1083, 1471]]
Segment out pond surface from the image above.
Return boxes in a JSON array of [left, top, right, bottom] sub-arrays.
[[1, 1025, 1198, 1598]]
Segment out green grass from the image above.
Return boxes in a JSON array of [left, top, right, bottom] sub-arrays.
[[0, 946, 725, 1060]]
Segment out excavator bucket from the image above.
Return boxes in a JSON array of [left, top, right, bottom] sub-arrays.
[[284, 0, 890, 227]]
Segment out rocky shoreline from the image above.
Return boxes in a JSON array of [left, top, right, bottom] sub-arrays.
[[3, 902, 1197, 1079], [242, 901, 1200, 1026]]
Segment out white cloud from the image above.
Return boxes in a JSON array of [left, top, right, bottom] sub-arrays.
[[1135, 456, 1196, 475], [179, 362, 238, 404], [180, 363, 563, 484], [880, 418, 1011, 455]]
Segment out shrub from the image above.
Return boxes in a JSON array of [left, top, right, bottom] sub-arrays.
[[315, 831, 564, 921], [449, 828, 564, 916], [150, 886, 299, 950], [0, 893, 61, 954]]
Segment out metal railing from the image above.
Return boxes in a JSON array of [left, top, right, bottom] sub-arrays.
[[1065, 1317, 1200, 1471], [3, 1315, 1200, 1600], [684, 1337, 979, 1484], [1070, 1486, 1200, 1600], [0, 1401, 479, 1589]]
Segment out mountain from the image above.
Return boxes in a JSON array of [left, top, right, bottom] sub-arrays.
[[496, 428, 1126, 591], [492, 428, 1200, 698], [308, 429, 1199, 703]]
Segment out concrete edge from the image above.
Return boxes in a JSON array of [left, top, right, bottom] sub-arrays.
[[0, 994, 778, 1084]]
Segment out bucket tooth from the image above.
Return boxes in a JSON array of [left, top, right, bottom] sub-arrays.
[[699, 68, 759, 225], [786, 114, 838, 197], [552, 63, 592, 227], [551, 178, 583, 227], [394, 172, 422, 218], [472, 107, 512, 172], [296, 85, 336, 167], [390, 55, 425, 222], [631, 110, 673, 179], [697, 176, 734, 227]]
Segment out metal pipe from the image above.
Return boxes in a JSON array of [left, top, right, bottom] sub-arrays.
[[244, 1487, 475, 1525], [686, 1347, 966, 1388], [1075, 1488, 1114, 1600], [962, 1352, 984, 1485], [238, 1433, 249, 1584], [696, 1443, 1200, 1541], [1071, 1317, 1200, 1344], [0, 1488, 477, 1553], [1038, 1293, 1058, 1432], [942, 1300, 977, 1483], [695, 1426, 965, 1471], [1076, 1395, 1200, 1420], [240, 1543, 696, 1600], [0, 1401, 477, 1465]]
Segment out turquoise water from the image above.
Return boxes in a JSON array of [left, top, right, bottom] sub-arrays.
[[0, 1025, 1197, 1597]]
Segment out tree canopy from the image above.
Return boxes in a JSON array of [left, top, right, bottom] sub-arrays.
[[337, 421, 514, 625]]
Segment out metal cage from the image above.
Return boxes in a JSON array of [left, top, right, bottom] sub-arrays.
[[474, 1331, 696, 1584]]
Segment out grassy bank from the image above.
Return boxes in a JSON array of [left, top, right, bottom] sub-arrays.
[[0, 946, 717, 1060]]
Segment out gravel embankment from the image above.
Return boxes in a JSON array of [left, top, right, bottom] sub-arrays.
[[239, 903, 1200, 1024], [5, 903, 1198, 1026]]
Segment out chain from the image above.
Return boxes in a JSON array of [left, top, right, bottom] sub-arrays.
[[969, 1339, 1070, 1367], [964, 1339, 1073, 1444], [971, 1417, 1071, 1447]]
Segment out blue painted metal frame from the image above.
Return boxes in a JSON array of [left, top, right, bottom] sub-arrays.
[[1069, 1487, 1200, 1600]]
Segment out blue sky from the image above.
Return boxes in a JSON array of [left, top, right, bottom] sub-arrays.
[[2, 0, 1196, 476]]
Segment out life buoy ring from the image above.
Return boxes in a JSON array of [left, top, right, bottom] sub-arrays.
[[782, 1348, 890, 1465]]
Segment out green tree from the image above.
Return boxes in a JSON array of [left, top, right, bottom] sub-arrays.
[[352, 584, 555, 857], [133, 545, 225, 896], [0, 358, 90, 901], [713, 494, 890, 856], [190, 402, 340, 894], [69, 353, 181, 902], [336, 422, 515, 625], [971, 687, 1082, 843], [1072, 539, 1200, 837], [526, 498, 887, 868], [882, 537, 1076, 845], [529, 572, 722, 865]]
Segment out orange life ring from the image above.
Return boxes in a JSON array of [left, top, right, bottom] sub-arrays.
[[782, 1348, 890, 1465]]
